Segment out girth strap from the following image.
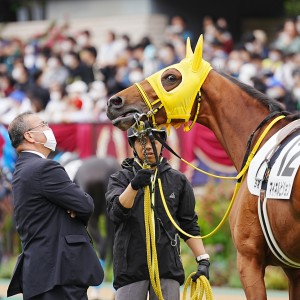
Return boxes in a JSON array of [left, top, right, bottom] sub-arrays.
[[258, 129, 300, 268]]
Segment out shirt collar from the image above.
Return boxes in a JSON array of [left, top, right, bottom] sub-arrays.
[[22, 150, 46, 159]]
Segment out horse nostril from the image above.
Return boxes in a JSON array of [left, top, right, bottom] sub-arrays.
[[108, 96, 123, 108]]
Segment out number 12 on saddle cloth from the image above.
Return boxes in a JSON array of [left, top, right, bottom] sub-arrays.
[[248, 119, 300, 199]]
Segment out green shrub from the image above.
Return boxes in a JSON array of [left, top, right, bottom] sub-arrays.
[[181, 179, 288, 291]]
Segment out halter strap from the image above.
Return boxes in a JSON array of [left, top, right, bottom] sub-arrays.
[[134, 82, 201, 132], [135, 83, 159, 127]]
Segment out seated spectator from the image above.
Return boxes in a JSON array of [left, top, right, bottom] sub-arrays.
[[63, 51, 92, 85], [59, 36, 78, 56], [79, 46, 98, 84], [26, 84, 50, 112], [0, 72, 14, 97], [39, 54, 69, 89], [157, 43, 180, 69], [262, 47, 283, 74], [272, 18, 300, 55], [214, 17, 233, 54], [44, 81, 69, 123], [62, 80, 94, 122], [76, 29, 94, 50], [291, 68, 300, 109], [11, 59, 31, 93], [166, 15, 194, 44], [88, 81, 109, 122]]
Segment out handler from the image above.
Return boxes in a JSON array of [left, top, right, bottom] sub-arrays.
[[106, 123, 210, 300]]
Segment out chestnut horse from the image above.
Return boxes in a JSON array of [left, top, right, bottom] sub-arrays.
[[106, 35, 300, 299]]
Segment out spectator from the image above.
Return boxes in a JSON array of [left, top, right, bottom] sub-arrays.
[[63, 80, 94, 122], [272, 18, 300, 55], [76, 29, 95, 50], [26, 84, 50, 112], [44, 81, 69, 123], [79, 46, 98, 84], [88, 80, 109, 122], [63, 51, 92, 85], [262, 47, 283, 74], [11, 59, 31, 93], [0, 72, 14, 97], [39, 54, 69, 89], [291, 68, 300, 109], [166, 15, 194, 43], [59, 36, 78, 55], [157, 42, 180, 69], [7, 112, 104, 299], [215, 17, 233, 54]]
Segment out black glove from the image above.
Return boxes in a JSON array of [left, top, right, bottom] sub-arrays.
[[191, 259, 210, 282], [131, 169, 152, 190]]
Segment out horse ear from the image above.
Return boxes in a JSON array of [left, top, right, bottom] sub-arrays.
[[186, 37, 193, 58], [191, 34, 204, 72]]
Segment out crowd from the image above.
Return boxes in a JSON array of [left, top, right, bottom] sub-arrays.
[[1, 14, 300, 298], [1, 15, 300, 126]]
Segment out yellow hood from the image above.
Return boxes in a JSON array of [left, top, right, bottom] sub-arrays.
[[146, 35, 212, 130]]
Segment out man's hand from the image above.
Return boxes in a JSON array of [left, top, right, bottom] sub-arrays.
[[191, 259, 210, 282], [131, 169, 152, 190]]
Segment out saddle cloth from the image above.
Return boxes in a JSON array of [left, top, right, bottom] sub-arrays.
[[248, 119, 300, 199]]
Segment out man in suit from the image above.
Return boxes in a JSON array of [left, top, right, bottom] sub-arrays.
[[7, 111, 104, 300]]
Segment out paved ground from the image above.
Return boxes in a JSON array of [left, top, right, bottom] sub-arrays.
[[0, 280, 288, 299]]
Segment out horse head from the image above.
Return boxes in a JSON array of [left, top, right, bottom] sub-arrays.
[[107, 35, 212, 131]]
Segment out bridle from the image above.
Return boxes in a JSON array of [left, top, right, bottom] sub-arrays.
[[134, 82, 202, 132]]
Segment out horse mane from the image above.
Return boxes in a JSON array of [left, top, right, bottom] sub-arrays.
[[221, 72, 285, 113]]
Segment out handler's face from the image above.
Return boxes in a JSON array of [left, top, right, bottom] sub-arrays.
[[134, 136, 162, 165]]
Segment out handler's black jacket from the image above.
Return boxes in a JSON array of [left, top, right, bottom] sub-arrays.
[[106, 157, 200, 290]]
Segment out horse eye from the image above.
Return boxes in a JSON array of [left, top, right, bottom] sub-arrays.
[[166, 74, 176, 82]]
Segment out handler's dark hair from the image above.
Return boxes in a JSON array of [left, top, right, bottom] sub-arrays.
[[8, 111, 33, 148]]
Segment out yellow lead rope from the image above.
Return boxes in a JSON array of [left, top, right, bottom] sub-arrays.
[[158, 115, 286, 240], [144, 183, 164, 299], [143, 115, 285, 300], [181, 115, 286, 181], [183, 274, 213, 300]]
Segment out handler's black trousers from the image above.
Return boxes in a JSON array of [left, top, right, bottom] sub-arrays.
[[28, 285, 88, 300]]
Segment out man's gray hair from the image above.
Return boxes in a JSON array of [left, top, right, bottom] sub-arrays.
[[8, 111, 34, 148]]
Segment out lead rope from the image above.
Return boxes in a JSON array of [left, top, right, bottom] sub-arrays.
[[135, 115, 284, 299], [183, 274, 213, 300], [144, 179, 164, 300], [137, 127, 164, 300], [154, 115, 285, 239], [139, 122, 213, 300]]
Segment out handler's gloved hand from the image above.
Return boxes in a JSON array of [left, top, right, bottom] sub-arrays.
[[191, 259, 210, 282], [131, 169, 152, 190]]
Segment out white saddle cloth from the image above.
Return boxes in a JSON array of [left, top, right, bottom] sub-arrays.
[[247, 119, 300, 199]]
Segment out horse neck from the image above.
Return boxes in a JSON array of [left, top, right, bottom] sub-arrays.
[[198, 70, 271, 170]]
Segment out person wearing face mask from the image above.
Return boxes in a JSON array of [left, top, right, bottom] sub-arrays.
[[106, 124, 210, 300], [6, 111, 104, 300]]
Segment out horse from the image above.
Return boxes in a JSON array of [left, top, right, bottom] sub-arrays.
[[50, 150, 121, 265], [106, 34, 300, 299]]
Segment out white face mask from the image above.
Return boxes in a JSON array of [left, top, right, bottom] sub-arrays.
[[31, 129, 57, 151], [43, 129, 57, 151]]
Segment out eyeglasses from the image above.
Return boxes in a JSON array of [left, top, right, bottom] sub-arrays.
[[27, 121, 49, 132]]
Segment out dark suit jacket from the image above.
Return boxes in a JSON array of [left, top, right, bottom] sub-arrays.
[[7, 152, 104, 299]]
